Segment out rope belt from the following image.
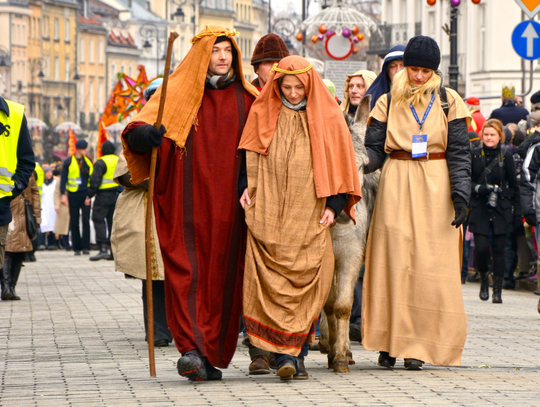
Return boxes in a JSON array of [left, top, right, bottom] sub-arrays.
[[389, 151, 446, 161]]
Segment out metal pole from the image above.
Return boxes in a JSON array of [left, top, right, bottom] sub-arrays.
[[301, 0, 306, 57], [268, 0, 272, 33], [448, 6, 459, 91]]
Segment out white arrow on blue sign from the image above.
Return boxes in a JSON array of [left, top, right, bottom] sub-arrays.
[[512, 20, 540, 60]]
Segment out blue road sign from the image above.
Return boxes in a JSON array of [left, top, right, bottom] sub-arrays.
[[512, 20, 540, 60]]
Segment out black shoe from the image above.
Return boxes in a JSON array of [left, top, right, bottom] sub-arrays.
[[74, 251, 81, 256], [46, 245, 57, 251], [479, 272, 489, 301], [492, 276, 503, 304], [1, 285, 13, 300], [534, 290, 540, 296], [177, 351, 207, 381], [349, 323, 362, 342], [1, 256, 13, 300], [27, 253, 36, 262], [10, 286, 20, 301], [276, 359, 296, 380], [293, 356, 309, 380], [204, 359, 222, 381], [461, 279, 466, 285], [404, 358, 423, 370], [467, 273, 480, 282], [377, 351, 396, 369], [90, 249, 111, 261], [37, 245, 46, 251], [82, 249, 90, 255], [154, 339, 170, 347], [502, 280, 515, 290]]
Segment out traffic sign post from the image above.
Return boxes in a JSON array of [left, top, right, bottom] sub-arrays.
[[512, 20, 540, 60], [515, 0, 540, 20]]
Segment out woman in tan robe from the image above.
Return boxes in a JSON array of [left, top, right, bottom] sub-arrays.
[[238, 55, 361, 381], [362, 36, 471, 370]]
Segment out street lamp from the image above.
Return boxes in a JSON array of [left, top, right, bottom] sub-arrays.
[[28, 58, 47, 118], [428, 0, 482, 91], [139, 23, 164, 75], [171, 0, 204, 38]]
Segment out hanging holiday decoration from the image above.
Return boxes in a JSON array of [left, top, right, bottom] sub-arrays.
[[352, 47, 359, 55], [450, 0, 460, 6], [311, 35, 319, 43], [67, 128, 78, 157], [317, 33, 324, 41], [296, 33, 304, 42], [427, 0, 436, 5], [301, 0, 379, 60], [471, 0, 480, 3]]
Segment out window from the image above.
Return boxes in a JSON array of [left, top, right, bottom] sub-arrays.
[[89, 81, 94, 112], [89, 39, 94, 63], [65, 19, 70, 41], [428, 11, 435, 37], [98, 82, 103, 111], [98, 41, 104, 63], [400, 0, 407, 23], [111, 62, 116, 78], [54, 57, 59, 81], [479, 5, 486, 70], [128, 66, 132, 77], [385, 0, 393, 24], [54, 18, 59, 40], [42, 16, 49, 38], [79, 38, 84, 62], [65, 58, 70, 81]]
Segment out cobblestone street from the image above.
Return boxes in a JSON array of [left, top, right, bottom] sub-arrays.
[[1, 250, 539, 406]]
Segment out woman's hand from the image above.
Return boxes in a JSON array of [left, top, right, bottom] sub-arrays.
[[320, 207, 335, 227], [239, 188, 251, 209], [61, 194, 68, 206]]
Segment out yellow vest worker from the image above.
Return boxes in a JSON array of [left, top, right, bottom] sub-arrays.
[[59, 139, 93, 255], [0, 96, 36, 270], [87, 141, 118, 261], [35, 163, 44, 198]]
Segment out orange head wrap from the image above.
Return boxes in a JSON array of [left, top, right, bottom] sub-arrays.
[[238, 55, 362, 221], [122, 25, 259, 184]]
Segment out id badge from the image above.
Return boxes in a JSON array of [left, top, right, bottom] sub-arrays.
[[411, 134, 427, 158]]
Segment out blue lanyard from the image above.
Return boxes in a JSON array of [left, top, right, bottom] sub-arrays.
[[410, 93, 436, 134]]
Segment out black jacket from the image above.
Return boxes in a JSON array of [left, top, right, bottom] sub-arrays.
[[0, 98, 35, 226], [519, 134, 540, 218], [468, 145, 521, 236], [488, 101, 529, 126], [365, 117, 471, 206], [87, 156, 118, 205]]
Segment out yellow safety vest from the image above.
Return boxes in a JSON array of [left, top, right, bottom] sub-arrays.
[[0, 99, 24, 199], [35, 163, 44, 197], [66, 155, 94, 193], [98, 154, 119, 190]]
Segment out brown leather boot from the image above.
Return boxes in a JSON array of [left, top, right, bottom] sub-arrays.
[[249, 355, 270, 375]]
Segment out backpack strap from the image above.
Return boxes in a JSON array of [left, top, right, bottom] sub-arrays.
[[440, 85, 449, 118], [386, 91, 392, 117]]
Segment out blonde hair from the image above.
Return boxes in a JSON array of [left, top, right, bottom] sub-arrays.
[[390, 68, 441, 107], [482, 118, 505, 144]]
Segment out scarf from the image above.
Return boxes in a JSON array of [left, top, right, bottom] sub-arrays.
[[280, 93, 307, 111], [206, 68, 236, 89]]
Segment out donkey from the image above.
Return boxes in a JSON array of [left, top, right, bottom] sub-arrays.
[[321, 95, 380, 372]]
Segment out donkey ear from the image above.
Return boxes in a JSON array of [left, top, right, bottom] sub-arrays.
[[354, 94, 371, 127]]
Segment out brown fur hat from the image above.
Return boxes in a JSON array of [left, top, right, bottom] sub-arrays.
[[251, 33, 290, 69]]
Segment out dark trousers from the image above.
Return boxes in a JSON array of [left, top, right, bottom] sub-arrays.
[[92, 200, 115, 245], [142, 280, 172, 343], [68, 193, 91, 251], [461, 221, 471, 281], [274, 342, 309, 368], [475, 229, 506, 278]]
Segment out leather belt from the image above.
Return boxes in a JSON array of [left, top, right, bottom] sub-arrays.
[[389, 151, 446, 161]]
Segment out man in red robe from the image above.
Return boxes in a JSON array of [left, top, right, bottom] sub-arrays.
[[121, 26, 258, 381]]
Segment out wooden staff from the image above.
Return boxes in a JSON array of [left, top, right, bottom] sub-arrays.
[[145, 31, 179, 377]]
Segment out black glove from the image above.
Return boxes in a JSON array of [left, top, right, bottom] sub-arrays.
[[452, 198, 467, 228], [144, 124, 166, 147], [474, 184, 491, 196], [525, 213, 537, 227]]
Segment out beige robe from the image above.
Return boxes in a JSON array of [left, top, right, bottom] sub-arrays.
[[243, 106, 334, 356], [362, 88, 471, 366], [110, 153, 164, 280], [53, 176, 70, 236]]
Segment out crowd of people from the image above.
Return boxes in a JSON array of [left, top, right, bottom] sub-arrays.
[[2, 26, 540, 383]]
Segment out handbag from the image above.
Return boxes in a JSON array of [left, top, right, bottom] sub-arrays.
[[22, 192, 40, 241]]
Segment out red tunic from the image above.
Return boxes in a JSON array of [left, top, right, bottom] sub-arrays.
[[152, 81, 254, 368]]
